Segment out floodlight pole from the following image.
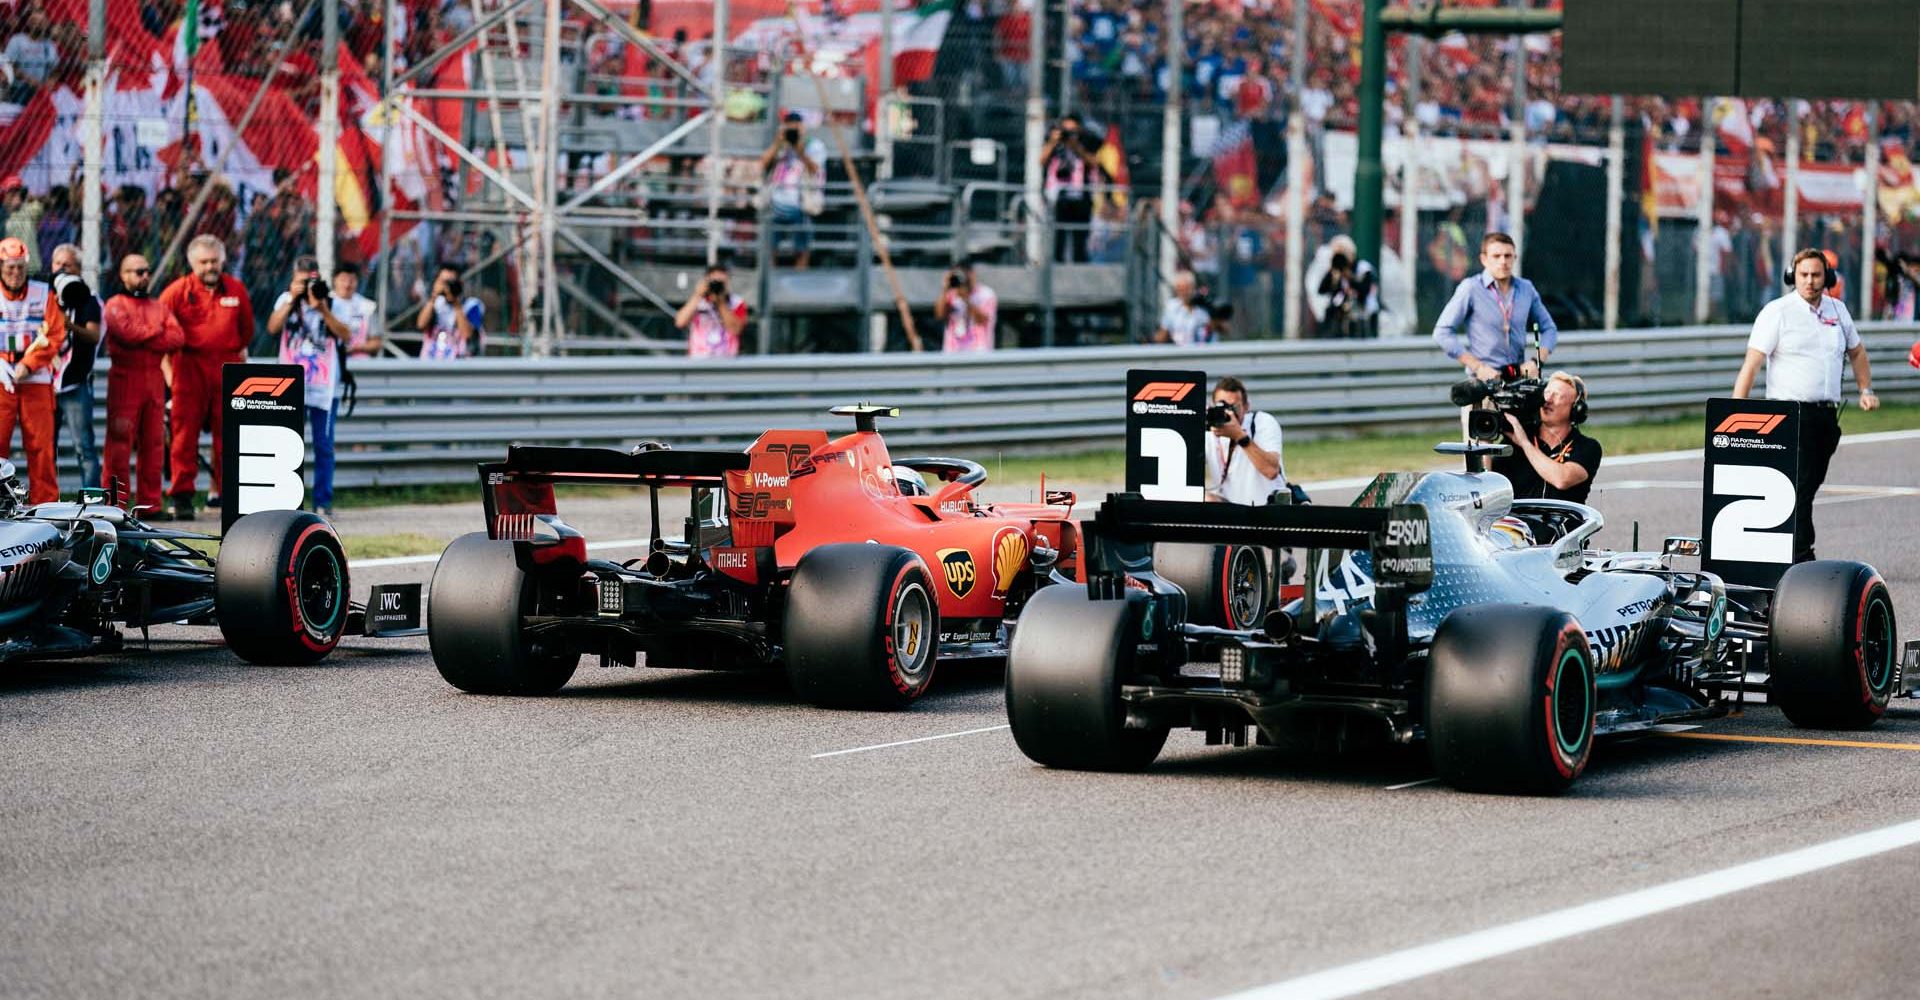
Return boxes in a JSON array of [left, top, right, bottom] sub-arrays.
[[1352, 0, 1387, 271], [1158, 0, 1183, 292], [1695, 97, 1715, 325], [318, 0, 340, 277], [82, 0, 104, 288], [1282, 0, 1306, 338], [1603, 95, 1623, 331]]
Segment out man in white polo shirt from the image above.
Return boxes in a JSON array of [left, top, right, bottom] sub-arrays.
[[1731, 247, 1879, 562]]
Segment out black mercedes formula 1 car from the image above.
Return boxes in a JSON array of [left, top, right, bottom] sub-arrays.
[[0, 461, 418, 669], [1005, 441, 1907, 794]]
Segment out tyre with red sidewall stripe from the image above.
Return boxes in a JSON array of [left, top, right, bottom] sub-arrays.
[[1151, 542, 1268, 629], [215, 510, 349, 665], [1428, 604, 1594, 795], [1769, 560, 1898, 730], [785, 543, 940, 710]]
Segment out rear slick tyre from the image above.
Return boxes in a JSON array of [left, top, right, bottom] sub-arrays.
[[427, 533, 578, 695], [1006, 584, 1169, 771], [1428, 604, 1594, 795], [215, 510, 349, 665], [785, 543, 940, 710], [1770, 560, 1898, 730], [1153, 542, 1268, 629]]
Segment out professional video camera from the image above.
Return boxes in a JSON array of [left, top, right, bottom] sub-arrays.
[[1451, 376, 1547, 443]]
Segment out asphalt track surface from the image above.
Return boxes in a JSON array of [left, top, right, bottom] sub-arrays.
[[6, 436, 1920, 1000]]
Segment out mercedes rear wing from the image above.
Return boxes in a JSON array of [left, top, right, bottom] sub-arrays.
[[1083, 493, 1434, 597]]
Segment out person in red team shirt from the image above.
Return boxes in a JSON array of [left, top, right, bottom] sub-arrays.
[[159, 235, 254, 520], [0, 236, 67, 504], [102, 254, 186, 517]]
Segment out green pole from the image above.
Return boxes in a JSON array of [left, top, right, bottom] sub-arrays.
[[1353, 0, 1386, 270]]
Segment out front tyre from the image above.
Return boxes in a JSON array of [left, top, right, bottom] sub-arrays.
[[427, 533, 579, 695], [215, 510, 349, 665], [1006, 584, 1169, 771], [1770, 560, 1898, 730], [785, 543, 940, 710], [1428, 604, 1594, 795]]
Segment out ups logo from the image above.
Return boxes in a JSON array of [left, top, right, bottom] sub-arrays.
[[937, 547, 976, 599]]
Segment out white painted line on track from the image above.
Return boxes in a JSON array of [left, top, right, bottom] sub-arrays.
[[352, 537, 653, 569], [1214, 816, 1920, 1000], [1383, 778, 1437, 790], [811, 724, 1010, 759]]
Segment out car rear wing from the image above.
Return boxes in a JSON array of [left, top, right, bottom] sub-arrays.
[[1084, 493, 1433, 596], [479, 445, 750, 551]]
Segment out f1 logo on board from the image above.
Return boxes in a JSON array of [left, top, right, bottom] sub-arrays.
[[231, 377, 299, 412], [1133, 382, 1196, 402], [1714, 413, 1786, 436]]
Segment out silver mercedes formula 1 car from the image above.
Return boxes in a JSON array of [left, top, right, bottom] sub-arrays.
[[1005, 442, 1907, 794], [0, 460, 416, 670]]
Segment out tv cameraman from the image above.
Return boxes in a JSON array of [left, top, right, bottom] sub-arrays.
[[1489, 371, 1601, 505], [1204, 376, 1288, 506], [934, 260, 997, 353]]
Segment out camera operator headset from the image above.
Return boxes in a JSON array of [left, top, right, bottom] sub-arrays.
[[1486, 370, 1602, 505], [1204, 375, 1289, 506]]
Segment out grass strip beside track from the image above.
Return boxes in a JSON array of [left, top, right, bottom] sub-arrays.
[[174, 532, 450, 561]]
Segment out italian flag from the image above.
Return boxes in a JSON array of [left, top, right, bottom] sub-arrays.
[[890, 0, 954, 84]]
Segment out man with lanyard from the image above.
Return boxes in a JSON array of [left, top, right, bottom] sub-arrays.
[[1433, 232, 1558, 380], [1493, 371, 1602, 504], [47, 243, 102, 491], [0, 236, 66, 503], [268, 256, 351, 516], [1204, 376, 1287, 506], [1732, 247, 1879, 562], [935, 260, 997, 353], [675, 263, 748, 358]]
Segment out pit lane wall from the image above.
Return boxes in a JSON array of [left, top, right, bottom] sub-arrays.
[[323, 324, 1920, 488]]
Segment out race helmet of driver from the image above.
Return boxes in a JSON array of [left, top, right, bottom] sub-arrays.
[[1488, 514, 1535, 550], [890, 465, 929, 497]]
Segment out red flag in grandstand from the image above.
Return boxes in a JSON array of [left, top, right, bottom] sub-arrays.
[[1211, 122, 1258, 211]]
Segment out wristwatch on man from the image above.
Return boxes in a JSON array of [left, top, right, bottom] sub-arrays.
[[1236, 433, 1252, 448]]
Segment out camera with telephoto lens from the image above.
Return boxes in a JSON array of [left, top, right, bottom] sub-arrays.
[[784, 127, 800, 144], [305, 276, 330, 303], [706, 278, 726, 297], [947, 271, 964, 289], [1451, 376, 1547, 442], [1206, 401, 1237, 428]]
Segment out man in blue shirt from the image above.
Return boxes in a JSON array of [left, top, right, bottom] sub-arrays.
[[1433, 232, 1558, 380]]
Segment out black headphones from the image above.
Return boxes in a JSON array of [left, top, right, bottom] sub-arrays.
[[1784, 250, 1840, 290], [1550, 372, 1588, 425]]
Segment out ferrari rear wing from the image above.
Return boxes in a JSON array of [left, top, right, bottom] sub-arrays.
[[1084, 493, 1433, 594], [479, 445, 750, 548]]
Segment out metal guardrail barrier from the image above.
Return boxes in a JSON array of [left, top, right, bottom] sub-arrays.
[[305, 324, 1919, 487]]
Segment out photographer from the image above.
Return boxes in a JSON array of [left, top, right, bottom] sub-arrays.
[[1204, 376, 1288, 506], [414, 265, 483, 360], [760, 112, 828, 270], [676, 262, 749, 358], [1307, 235, 1378, 338], [47, 243, 101, 490], [1040, 114, 1106, 263], [269, 256, 350, 516], [1488, 371, 1601, 505], [934, 261, 997, 353]]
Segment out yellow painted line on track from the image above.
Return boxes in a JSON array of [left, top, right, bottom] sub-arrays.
[[1660, 731, 1920, 751]]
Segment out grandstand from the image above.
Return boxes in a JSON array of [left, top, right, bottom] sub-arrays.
[[6, 0, 1920, 353]]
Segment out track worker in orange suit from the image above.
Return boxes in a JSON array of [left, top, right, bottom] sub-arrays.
[[159, 234, 254, 521], [102, 254, 185, 518], [0, 236, 67, 504]]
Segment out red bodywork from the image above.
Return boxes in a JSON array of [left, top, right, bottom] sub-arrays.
[[716, 426, 1081, 622]]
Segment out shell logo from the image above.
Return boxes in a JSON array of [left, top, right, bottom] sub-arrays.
[[990, 526, 1030, 599]]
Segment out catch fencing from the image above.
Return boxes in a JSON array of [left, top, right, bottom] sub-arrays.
[[319, 324, 1920, 488]]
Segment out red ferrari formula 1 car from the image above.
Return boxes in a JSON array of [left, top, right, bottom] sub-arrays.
[[426, 406, 1093, 708]]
